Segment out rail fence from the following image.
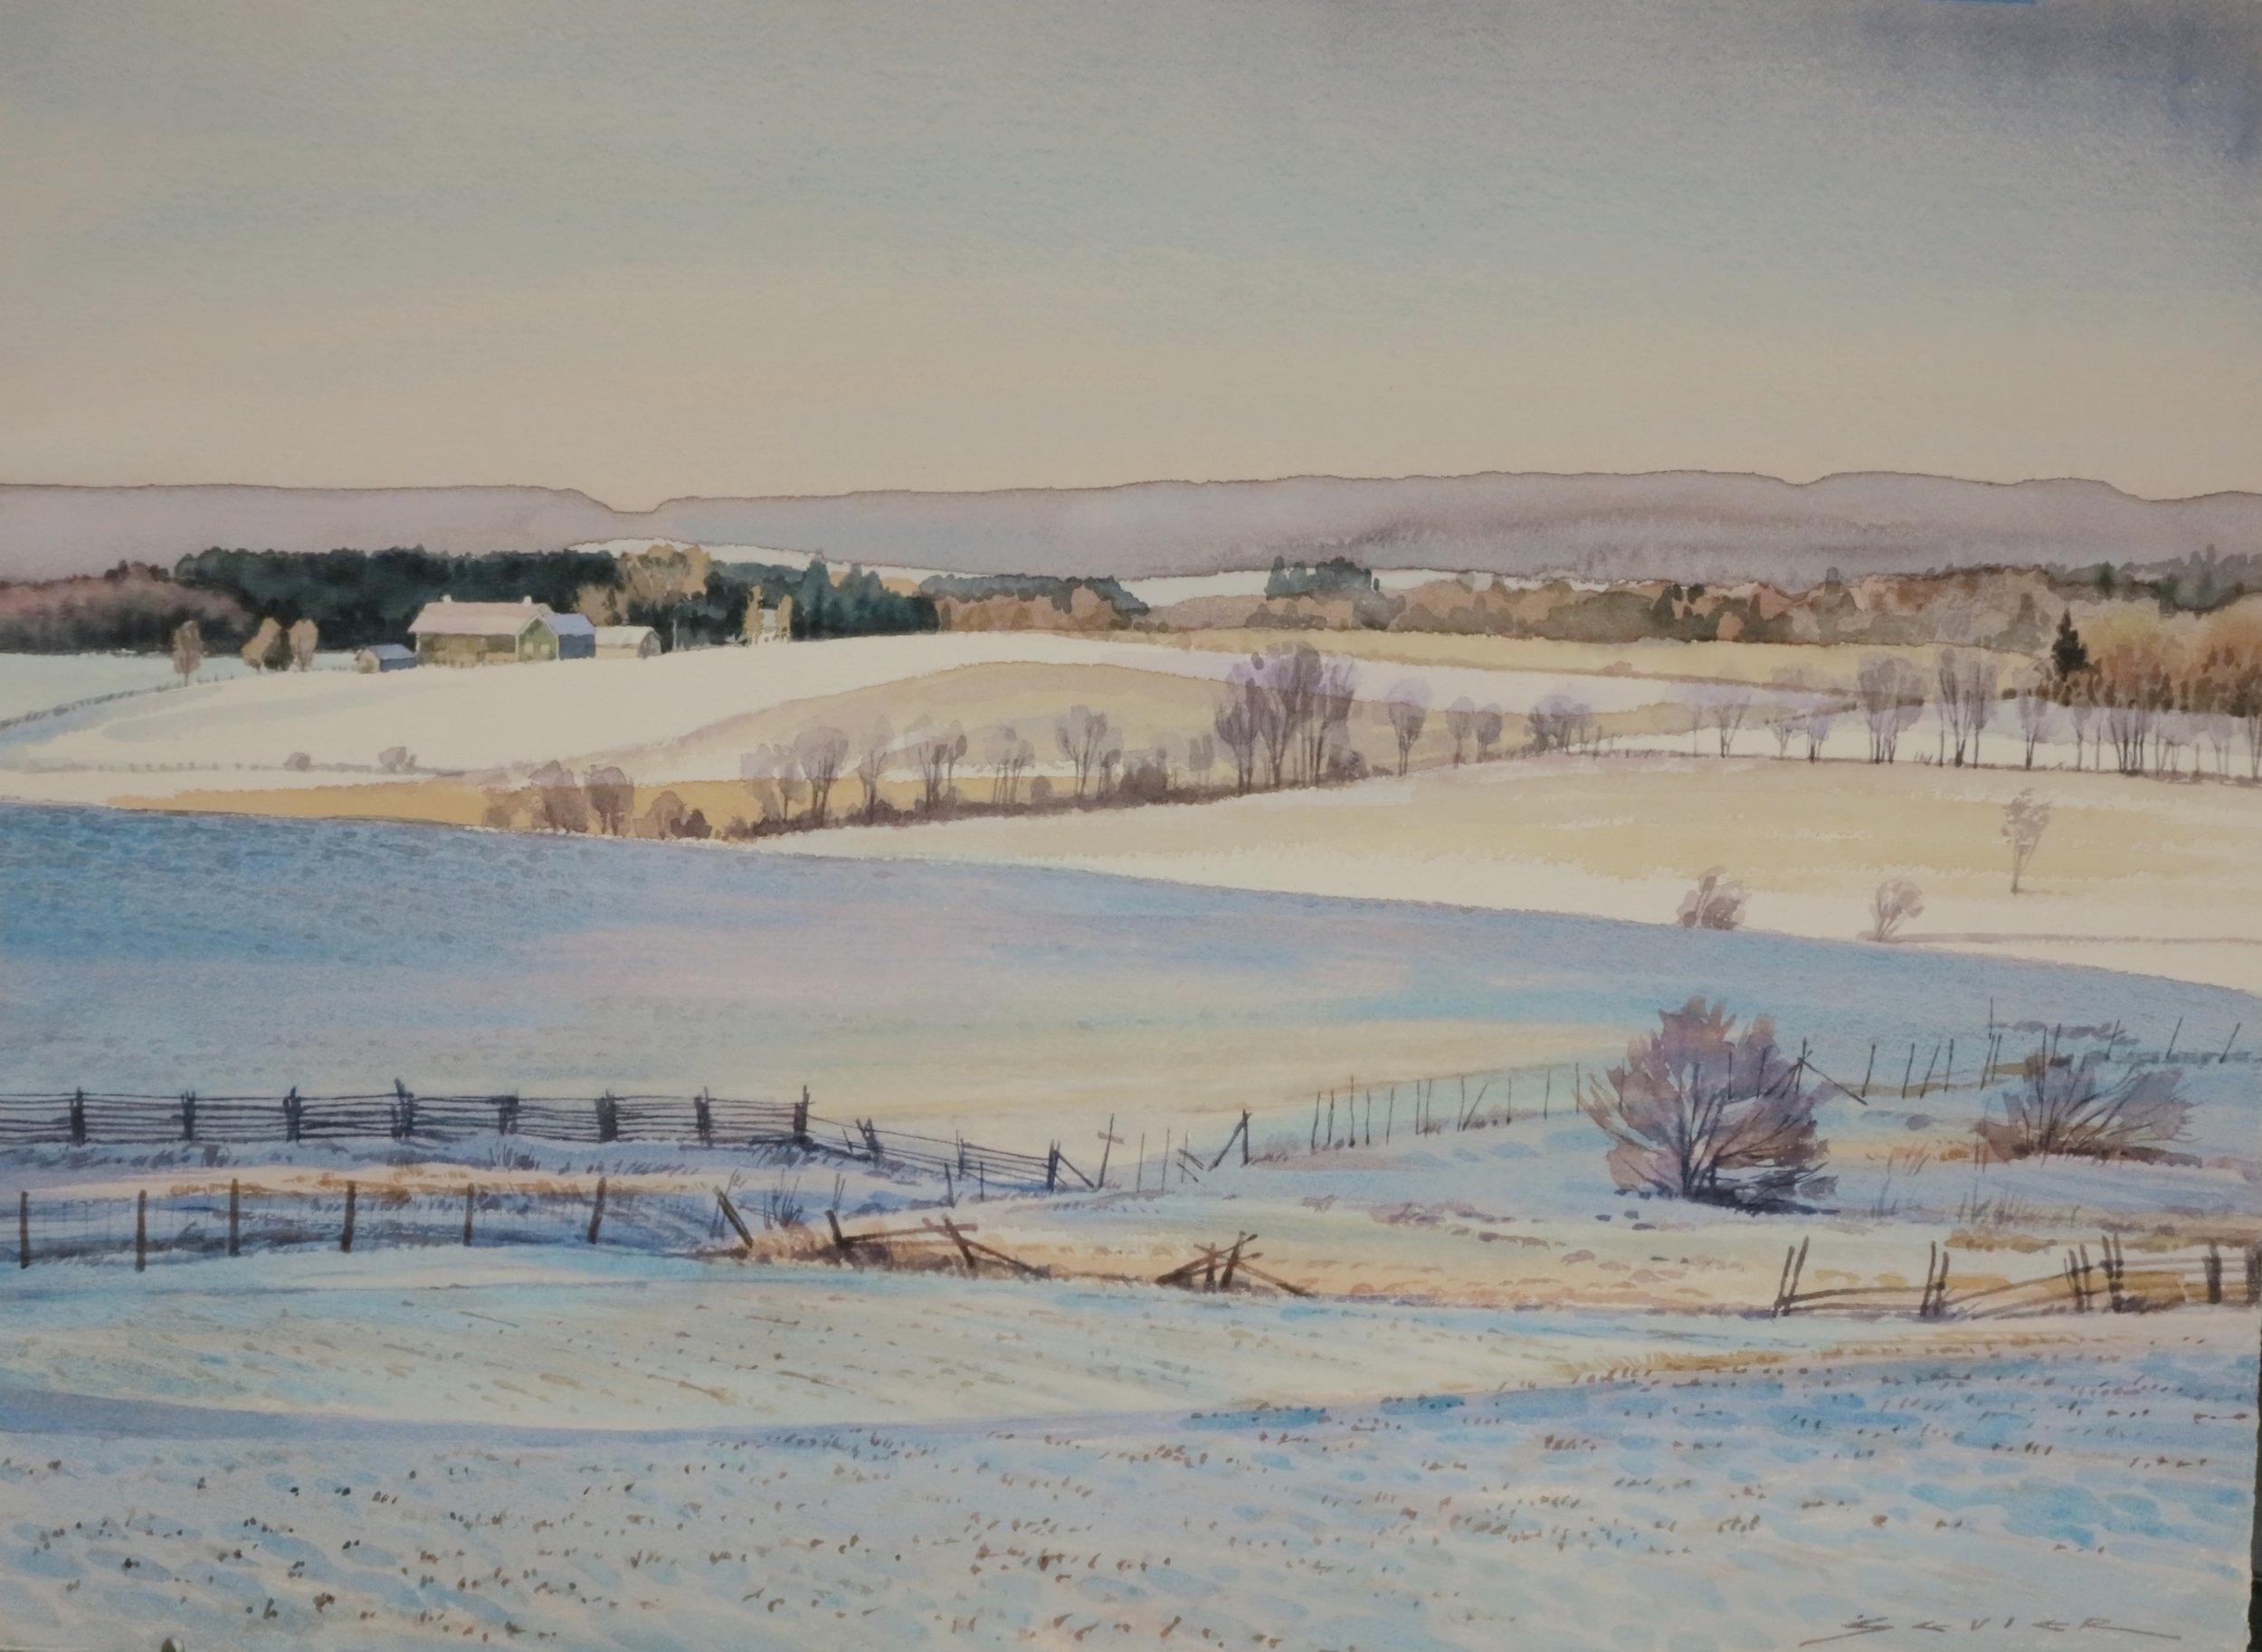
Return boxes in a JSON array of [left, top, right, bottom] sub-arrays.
[[0, 1085, 1088, 1194], [1772, 1233, 2262, 1322]]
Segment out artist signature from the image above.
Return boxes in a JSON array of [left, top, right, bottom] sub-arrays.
[[1800, 1618, 2180, 1646]]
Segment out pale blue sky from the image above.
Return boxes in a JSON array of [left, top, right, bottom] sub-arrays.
[[3, 0, 2257, 503]]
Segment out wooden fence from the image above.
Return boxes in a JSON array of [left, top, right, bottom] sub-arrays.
[[0, 1084, 1079, 1193], [10, 1176, 741, 1271], [1773, 1234, 2262, 1321]]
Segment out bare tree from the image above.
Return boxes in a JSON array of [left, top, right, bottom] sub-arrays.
[[1055, 706, 1113, 800], [740, 745, 805, 824], [2027, 683, 2063, 764], [1445, 697, 1476, 765], [1704, 687, 1753, 757], [1769, 716, 1797, 759], [1676, 868, 1747, 931], [1213, 687, 1259, 793], [1865, 877, 1924, 943], [1527, 692, 1596, 755], [1934, 650, 2001, 767], [1309, 656, 1359, 783], [241, 617, 283, 672], [794, 726, 851, 826], [287, 617, 319, 671], [169, 620, 204, 685], [1855, 656, 1925, 763], [584, 765, 636, 834], [854, 717, 893, 821], [1975, 1050, 2190, 1163], [1798, 705, 1837, 762], [1185, 732, 1216, 792], [984, 725, 1035, 806], [1382, 679, 1429, 775], [1474, 704, 1505, 760], [1579, 998, 1832, 1210], [908, 718, 967, 812], [2001, 789, 2050, 893]]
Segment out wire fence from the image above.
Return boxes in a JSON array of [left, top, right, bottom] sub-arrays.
[[9, 1178, 742, 1271]]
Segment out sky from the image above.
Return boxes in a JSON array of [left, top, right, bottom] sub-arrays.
[[2, 0, 2258, 508]]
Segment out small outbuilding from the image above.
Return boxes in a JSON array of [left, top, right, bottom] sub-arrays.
[[593, 624, 662, 660], [354, 644, 417, 673], [548, 612, 598, 660]]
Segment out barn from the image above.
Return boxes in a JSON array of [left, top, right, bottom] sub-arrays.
[[406, 597, 564, 666], [548, 612, 598, 660]]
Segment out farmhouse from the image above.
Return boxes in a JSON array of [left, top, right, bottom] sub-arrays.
[[406, 596, 564, 666], [593, 624, 661, 659], [353, 643, 417, 673]]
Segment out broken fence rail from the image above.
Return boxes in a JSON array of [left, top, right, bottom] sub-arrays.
[[0, 1087, 1071, 1192]]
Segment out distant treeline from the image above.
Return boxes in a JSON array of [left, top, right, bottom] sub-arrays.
[[0, 546, 939, 652]]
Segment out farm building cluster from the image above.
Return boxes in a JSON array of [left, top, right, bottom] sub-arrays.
[[355, 598, 660, 671]]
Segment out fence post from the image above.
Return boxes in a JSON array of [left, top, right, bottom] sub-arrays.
[[228, 1179, 241, 1258], [695, 1089, 713, 1149], [717, 1191, 754, 1252], [793, 1087, 811, 1147], [2204, 1242, 2222, 1305], [17, 1192, 27, 1269], [595, 1093, 619, 1144], [340, 1182, 357, 1253], [135, 1190, 147, 1272], [1242, 1109, 1251, 1166], [463, 1183, 476, 1247], [499, 1095, 519, 1137], [1046, 1143, 1060, 1193], [2247, 1243, 2262, 1307], [283, 1087, 302, 1144], [180, 1090, 196, 1144], [586, 1176, 607, 1245], [69, 1090, 86, 1146], [392, 1078, 415, 1142]]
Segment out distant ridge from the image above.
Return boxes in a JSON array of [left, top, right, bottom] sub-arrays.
[[5, 471, 2260, 585]]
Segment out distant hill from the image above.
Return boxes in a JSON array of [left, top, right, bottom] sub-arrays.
[[6, 471, 2262, 586]]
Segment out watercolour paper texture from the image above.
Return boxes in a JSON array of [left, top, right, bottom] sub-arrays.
[[0, 4, 2257, 1649]]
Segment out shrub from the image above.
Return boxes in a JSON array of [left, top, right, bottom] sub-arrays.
[[1676, 868, 1746, 930], [1579, 998, 1833, 1210], [1973, 1052, 2190, 1163], [1866, 877, 1925, 942]]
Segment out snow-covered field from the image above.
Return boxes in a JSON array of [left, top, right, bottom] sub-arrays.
[[0, 1248, 2249, 1650], [0, 638, 1753, 801]]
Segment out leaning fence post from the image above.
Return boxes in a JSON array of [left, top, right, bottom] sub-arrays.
[[586, 1175, 608, 1245], [717, 1191, 754, 1252], [17, 1192, 27, 1269], [135, 1189, 147, 1272], [1772, 1243, 1798, 1318], [340, 1182, 357, 1253], [228, 1179, 241, 1258]]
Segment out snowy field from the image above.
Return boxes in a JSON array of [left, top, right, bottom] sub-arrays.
[[0, 638, 1786, 802], [0, 1248, 2249, 1651]]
